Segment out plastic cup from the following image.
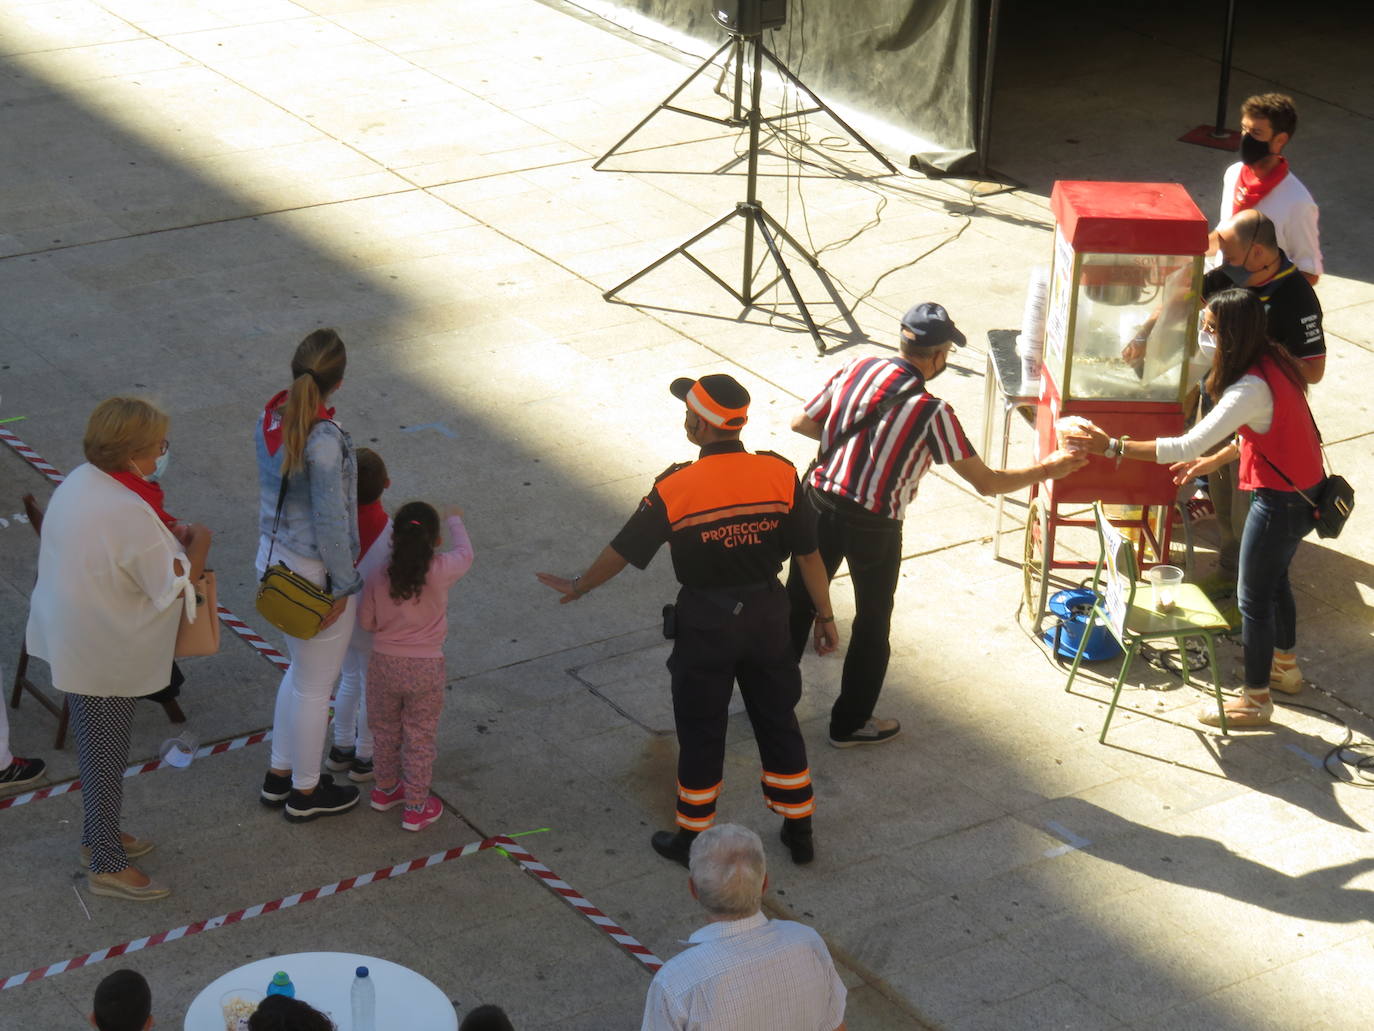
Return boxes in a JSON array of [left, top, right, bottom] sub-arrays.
[[1146, 565, 1184, 611], [1055, 415, 1092, 454], [159, 731, 199, 769], [220, 988, 262, 1031]]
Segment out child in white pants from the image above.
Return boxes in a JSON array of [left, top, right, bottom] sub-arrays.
[[326, 447, 390, 781]]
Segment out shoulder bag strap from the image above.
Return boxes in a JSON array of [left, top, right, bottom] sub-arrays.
[[265, 471, 289, 568], [813, 377, 928, 471], [1252, 447, 1317, 507], [1300, 390, 1334, 475], [1247, 429, 1322, 508]]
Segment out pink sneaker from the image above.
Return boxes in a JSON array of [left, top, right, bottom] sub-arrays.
[[402, 796, 443, 832], [370, 783, 404, 812]]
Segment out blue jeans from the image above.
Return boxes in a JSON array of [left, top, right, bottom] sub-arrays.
[[1238, 487, 1316, 689]]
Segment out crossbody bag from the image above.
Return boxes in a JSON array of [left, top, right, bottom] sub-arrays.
[[804, 376, 935, 522], [807, 376, 930, 478], [254, 471, 336, 639]]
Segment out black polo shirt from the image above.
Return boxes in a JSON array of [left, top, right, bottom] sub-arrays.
[[610, 441, 817, 589], [1203, 250, 1324, 362]]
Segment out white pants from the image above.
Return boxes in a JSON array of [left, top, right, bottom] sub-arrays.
[[332, 642, 373, 757], [259, 538, 357, 791]]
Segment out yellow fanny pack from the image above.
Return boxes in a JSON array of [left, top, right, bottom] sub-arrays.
[[256, 562, 333, 640]]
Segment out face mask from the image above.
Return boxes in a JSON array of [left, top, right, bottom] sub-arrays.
[[1219, 261, 1251, 286], [1239, 132, 1271, 166], [1197, 328, 1218, 356], [148, 450, 169, 483]]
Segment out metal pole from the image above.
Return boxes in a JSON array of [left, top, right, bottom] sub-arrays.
[[732, 36, 746, 122], [976, 0, 1001, 177], [740, 36, 764, 306], [1212, 0, 1239, 136]]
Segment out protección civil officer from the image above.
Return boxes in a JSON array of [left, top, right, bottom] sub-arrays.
[[537, 374, 840, 868]]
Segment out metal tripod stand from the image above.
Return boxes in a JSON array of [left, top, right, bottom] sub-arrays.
[[601, 33, 878, 354], [593, 31, 897, 176]]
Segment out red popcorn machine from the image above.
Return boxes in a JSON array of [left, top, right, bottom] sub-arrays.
[[1023, 181, 1209, 631]]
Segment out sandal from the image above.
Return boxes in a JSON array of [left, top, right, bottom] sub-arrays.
[[1270, 662, 1303, 695], [1198, 689, 1273, 728]]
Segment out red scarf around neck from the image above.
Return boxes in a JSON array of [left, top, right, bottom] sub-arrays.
[[1233, 156, 1289, 213], [262, 389, 336, 457], [110, 471, 177, 529]]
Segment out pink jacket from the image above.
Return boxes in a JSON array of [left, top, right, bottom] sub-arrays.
[[359, 516, 473, 658]]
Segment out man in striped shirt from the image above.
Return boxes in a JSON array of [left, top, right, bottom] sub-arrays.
[[786, 303, 1085, 746]]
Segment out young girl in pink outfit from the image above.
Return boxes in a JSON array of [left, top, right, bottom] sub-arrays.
[[359, 501, 473, 831]]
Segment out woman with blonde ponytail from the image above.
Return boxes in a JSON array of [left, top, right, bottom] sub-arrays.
[[255, 329, 365, 822]]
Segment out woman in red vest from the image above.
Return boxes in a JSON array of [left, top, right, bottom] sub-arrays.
[[1070, 288, 1322, 727]]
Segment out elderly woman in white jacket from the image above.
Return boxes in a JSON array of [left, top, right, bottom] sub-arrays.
[[27, 398, 210, 902]]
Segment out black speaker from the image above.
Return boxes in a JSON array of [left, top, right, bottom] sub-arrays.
[[713, 0, 787, 35]]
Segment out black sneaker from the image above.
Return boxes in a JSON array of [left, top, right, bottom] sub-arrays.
[[284, 775, 359, 823], [347, 757, 374, 783], [828, 717, 901, 749], [0, 756, 46, 789], [260, 771, 292, 808], [780, 816, 815, 865], [650, 828, 698, 868], [324, 745, 355, 772]]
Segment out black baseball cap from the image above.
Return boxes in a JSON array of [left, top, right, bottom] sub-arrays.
[[900, 302, 966, 348], [670, 373, 750, 429]]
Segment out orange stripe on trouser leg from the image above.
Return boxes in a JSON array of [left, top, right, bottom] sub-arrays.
[[677, 780, 723, 805], [676, 812, 715, 831], [760, 768, 811, 790], [760, 774, 813, 818]]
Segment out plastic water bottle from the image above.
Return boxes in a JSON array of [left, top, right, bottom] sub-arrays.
[[265, 971, 295, 998], [350, 966, 376, 1031]]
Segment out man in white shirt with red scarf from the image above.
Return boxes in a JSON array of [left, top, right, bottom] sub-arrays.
[[1217, 93, 1322, 286]]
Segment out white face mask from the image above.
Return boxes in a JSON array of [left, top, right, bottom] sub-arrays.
[[1197, 328, 1218, 358]]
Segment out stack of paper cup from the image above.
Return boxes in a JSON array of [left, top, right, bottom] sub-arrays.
[[1015, 265, 1050, 387]]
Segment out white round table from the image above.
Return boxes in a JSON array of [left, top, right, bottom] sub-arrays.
[[184, 952, 457, 1031]]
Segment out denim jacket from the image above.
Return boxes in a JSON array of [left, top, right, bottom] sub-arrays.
[[256, 414, 362, 596]]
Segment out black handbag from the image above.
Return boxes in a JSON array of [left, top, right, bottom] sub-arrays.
[[1309, 474, 1355, 539]]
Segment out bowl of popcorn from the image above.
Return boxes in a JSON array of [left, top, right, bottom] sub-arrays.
[[220, 989, 262, 1031]]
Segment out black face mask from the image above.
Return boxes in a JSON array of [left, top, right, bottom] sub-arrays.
[[1239, 132, 1271, 166]]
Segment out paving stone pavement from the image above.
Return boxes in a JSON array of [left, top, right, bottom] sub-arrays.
[[1, 1, 1372, 1028]]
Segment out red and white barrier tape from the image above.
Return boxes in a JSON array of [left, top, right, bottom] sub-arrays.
[[1, 834, 660, 990], [0, 426, 290, 673], [216, 605, 290, 671], [497, 837, 663, 972], [1, 834, 505, 991], [0, 427, 65, 485], [0, 731, 272, 813]]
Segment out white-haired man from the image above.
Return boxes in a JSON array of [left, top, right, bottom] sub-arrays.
[[641, 824, 847, 1031]]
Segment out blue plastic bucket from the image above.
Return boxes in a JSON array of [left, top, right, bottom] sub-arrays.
[[1042, 588, 1122, 661]]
